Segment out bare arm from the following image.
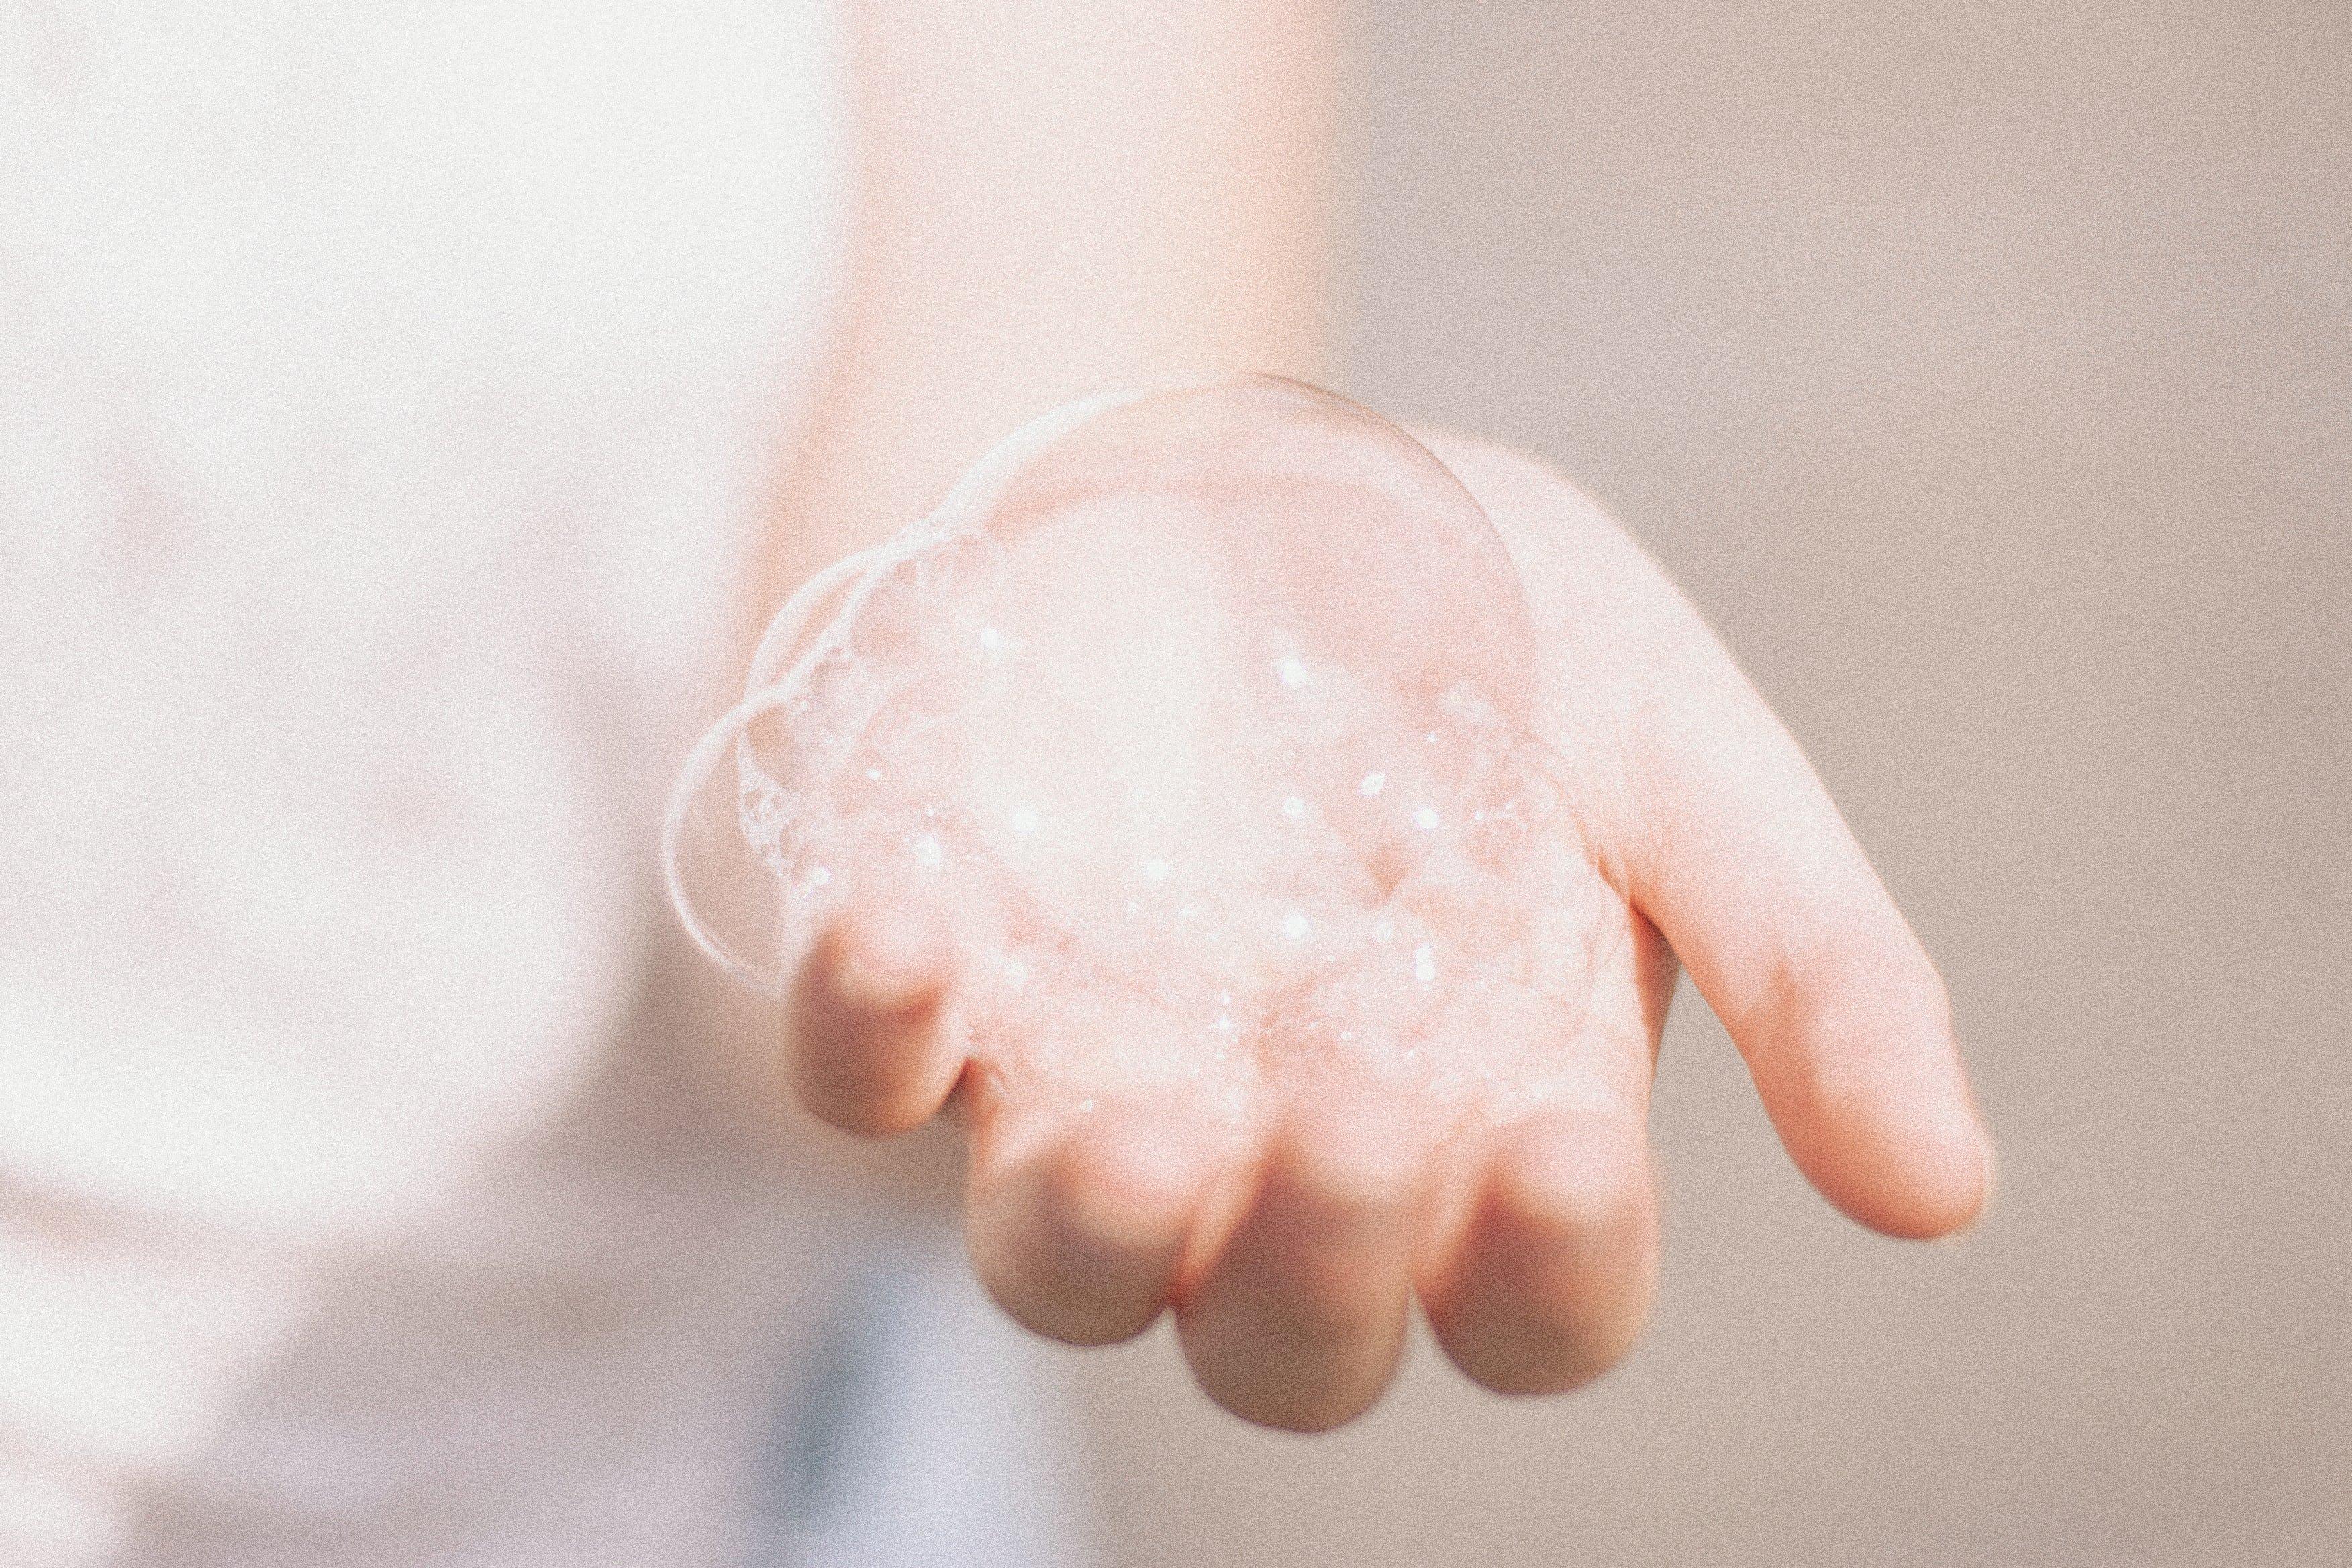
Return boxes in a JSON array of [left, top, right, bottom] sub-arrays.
[[760, 0, 1344, 605], [741, 3, 1989, 1432]]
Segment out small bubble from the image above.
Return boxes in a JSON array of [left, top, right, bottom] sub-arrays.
[[808, 867, 832, 887], [1414, 942, 1436, 983], [1277, 654, 1309, 688], [1283, 912, 1312, 940], [1414, 805, 1442, 831], [1360, 772, 1386, 797], [1283, 795, 1306, 819], [913, 835, 943, 867], [864, 767, 882, 781]]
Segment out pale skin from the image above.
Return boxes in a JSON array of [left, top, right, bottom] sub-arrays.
[[761, 0, 1992, 1432]]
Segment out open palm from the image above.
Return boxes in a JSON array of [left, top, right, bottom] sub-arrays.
[[782, 432, 1990, 1432]]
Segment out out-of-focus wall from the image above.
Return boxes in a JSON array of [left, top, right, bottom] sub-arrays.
[[1074, 3, 2351, 1563]]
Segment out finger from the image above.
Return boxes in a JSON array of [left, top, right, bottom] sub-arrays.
[[965, 1104, 1212, 1346], [1624, 650, 1992, 1239], [1418, 436, 1990, 1240], [1419, 1106, 1657, 1395], [786, 899, 967, 1136], [1175, 1099, 1422, 1433]]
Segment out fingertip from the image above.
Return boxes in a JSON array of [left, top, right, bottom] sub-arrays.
[[1422, 1108, 1656, 1397], [1174, 1095, 1424, 1433], [1923, 1129, 1999, 1247], [1786, 1069, 1992, 1240], [1740, 933, 1992, 1241], [821, 900, 953, 1015], [788, 901, 964, 1137], [968, 1108, 1210, 1346]]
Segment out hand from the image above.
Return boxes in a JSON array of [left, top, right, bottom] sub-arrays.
[[782, 433, 1991, 1432]]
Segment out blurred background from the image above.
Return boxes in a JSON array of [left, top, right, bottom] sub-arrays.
[[1072, 3, 2351, 1563], [6, 3, 2345, 1565]]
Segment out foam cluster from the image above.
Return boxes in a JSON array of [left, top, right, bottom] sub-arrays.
[[667, 379, 1603, 1130]]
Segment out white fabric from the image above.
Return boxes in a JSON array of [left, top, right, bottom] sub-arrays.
[[0, 5, 1087, 1562]]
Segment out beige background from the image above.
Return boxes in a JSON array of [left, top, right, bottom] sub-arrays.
[[1073, 3, 2351, 1563]]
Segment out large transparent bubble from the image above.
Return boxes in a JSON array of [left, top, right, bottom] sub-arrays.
[[667, 377, 1602, 1128]]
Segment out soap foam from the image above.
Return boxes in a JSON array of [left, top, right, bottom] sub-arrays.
[[667, 377, 1608, 1133]]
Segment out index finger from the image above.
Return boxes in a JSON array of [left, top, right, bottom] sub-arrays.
[[1433, 438, 1992, 1239]]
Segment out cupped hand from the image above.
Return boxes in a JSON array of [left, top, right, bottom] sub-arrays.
[[780, 432, 1990, 1432]]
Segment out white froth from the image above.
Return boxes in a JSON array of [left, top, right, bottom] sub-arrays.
[[663, 377, 1604, 1132]]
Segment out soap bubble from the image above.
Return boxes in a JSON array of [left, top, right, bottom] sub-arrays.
[[666, 377, 1603, 1128]]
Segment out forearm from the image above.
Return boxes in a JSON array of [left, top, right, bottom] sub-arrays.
[[758, 0, 1346, 613]]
